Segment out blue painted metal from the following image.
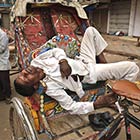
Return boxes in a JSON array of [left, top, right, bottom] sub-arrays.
[[0, 3, 12, 7]]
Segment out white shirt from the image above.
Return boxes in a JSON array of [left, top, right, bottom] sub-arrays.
[[31, 27, 108, 114], [31, 48, 94, 114], [0, 29, 10, 70]]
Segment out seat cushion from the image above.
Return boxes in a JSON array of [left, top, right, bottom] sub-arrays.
[[28, 34, 80, 63]]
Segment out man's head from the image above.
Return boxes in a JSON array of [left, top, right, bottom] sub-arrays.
[[14, 66, 45, 97], [14, 80, 35, 96]]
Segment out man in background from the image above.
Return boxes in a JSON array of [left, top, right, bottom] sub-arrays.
[[0, 27, 11, 103]]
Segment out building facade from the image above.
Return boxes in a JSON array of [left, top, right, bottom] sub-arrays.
[[0, 0, 15, 29], [84, 0, 140, 36]]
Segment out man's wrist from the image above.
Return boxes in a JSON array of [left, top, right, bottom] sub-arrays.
[[93, 101, 100, 110], [93, 96, 106, 109], [59, 59, 67, 64]]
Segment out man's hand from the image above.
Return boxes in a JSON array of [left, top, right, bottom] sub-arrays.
[[59, 59, 72, 79], [94, 93, 117, 109]]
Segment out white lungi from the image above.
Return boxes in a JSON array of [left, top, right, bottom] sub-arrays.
[[80, 27, 139, 82]]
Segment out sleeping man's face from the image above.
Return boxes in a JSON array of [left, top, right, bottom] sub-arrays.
[[16, 66, 45, 86]]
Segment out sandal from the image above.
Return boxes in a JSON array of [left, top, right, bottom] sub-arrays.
[[88, 111, 114, 131]]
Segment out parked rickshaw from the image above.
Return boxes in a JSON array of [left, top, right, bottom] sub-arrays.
[[9, 1, 140, 140]]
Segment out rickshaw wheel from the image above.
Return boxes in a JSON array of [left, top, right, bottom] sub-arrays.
[[9, 97, 39, 140]]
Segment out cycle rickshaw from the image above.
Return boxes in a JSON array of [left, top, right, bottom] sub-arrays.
[[9, 1, 140, 140]]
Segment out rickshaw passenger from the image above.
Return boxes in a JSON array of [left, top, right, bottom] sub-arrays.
[[14, 27, 139, 114]]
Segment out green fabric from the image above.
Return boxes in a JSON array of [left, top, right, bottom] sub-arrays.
[[41, 34, 80, 58]]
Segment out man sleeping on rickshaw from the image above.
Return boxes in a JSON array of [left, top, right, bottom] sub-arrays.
[[14, 26, 140, 115]]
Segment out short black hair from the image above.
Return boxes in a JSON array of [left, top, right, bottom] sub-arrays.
[[14, 79, 35, 97]]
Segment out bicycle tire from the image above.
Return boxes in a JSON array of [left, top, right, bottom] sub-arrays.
[[9, 97, 39, 140]]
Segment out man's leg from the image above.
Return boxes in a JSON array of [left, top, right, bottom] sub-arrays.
[[0, 71, 11, 100], [96, 52, 107, 63], [95, 61, 139, 82], [80, 26, 108, 63], [0, 78, 5, 101]]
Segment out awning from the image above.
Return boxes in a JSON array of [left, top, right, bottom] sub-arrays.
[[10, 0, 88, 22]]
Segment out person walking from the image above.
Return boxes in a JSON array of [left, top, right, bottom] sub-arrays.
[[0, 27, 11, 103]]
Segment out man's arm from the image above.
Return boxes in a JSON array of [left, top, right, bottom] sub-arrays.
[[52, 48, 72, 78], [33, 48, 72, 78], [46, 89, 94, 114], [46, 88, 117, 114]]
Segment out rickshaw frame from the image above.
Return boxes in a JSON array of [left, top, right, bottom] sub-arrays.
[[9, 1, 140, 140]]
